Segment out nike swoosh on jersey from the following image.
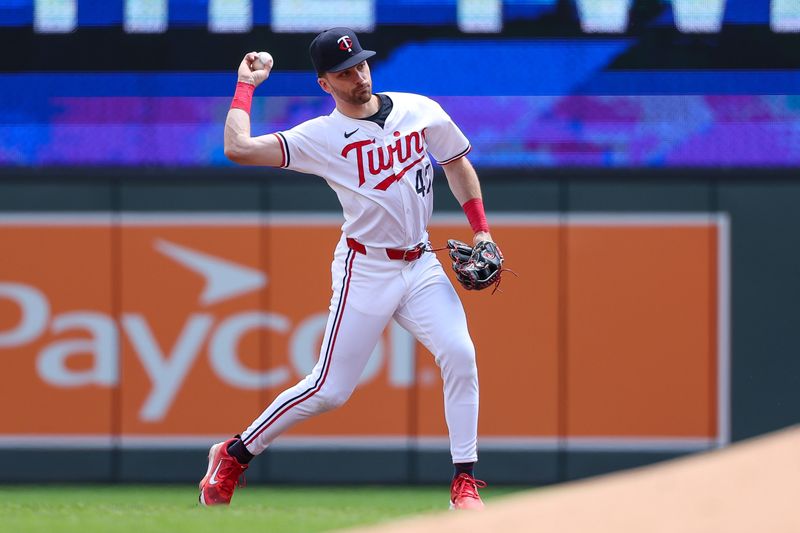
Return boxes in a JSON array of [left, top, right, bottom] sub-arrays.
[[344, 128, 359, 138]]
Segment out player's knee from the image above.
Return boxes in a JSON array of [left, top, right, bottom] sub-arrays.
[[439, 338, 477, 378], [317, 388, 353, 411]]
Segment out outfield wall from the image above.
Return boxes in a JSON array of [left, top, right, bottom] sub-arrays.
[[0, 168, 798, 484]]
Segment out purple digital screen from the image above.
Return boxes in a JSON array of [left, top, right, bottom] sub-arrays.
[[3, 94, 799, 167]]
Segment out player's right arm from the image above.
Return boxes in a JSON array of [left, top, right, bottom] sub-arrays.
[[224, 52, 284, 167]]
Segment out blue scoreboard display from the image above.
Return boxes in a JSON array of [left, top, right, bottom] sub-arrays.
[[2, 1, 797, 33], [2, 1, 800, 167]]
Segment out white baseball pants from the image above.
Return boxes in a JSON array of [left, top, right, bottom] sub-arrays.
[[240, 234, 479, 463]]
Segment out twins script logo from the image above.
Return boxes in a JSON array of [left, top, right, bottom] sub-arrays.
[[341, 129, 427, 191]]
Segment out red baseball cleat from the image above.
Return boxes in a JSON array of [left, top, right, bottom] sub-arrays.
[[198, 438, 248, 506], [449, 473, 487, 510]]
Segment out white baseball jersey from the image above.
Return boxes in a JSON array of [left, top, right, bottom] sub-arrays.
[[272, 92, 471, 248]]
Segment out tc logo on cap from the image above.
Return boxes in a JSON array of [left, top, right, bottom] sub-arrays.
[[310, 28, 375, 73], [337, 35, 353, 52]]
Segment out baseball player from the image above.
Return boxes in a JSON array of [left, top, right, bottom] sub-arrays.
[[199, 28, 503, 510]]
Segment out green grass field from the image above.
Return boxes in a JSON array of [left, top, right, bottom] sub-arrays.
[[0, 485, 523, 533]]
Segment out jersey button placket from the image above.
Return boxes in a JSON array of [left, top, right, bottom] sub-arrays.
[[388, 131, 415, 244]]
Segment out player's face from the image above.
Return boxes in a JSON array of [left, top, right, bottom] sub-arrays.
[[321, 61, 373, 106]]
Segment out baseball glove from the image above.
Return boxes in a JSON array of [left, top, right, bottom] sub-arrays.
[[447, 239, 505, 292]]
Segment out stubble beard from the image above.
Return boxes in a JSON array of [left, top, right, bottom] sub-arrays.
[[354, 84, 372, 104], [336, 84, 372, 106]]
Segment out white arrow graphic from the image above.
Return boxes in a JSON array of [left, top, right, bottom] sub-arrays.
[[155, 239, 267, 306]]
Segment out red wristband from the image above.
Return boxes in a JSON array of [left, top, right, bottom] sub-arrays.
[[230, 81, 255, 114], [462, 198, 490, 234]]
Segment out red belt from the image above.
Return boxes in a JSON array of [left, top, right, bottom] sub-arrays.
[[346, 238, 426, 261]]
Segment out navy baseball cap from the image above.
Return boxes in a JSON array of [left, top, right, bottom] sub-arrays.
[[310, 27, 376, 74]]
